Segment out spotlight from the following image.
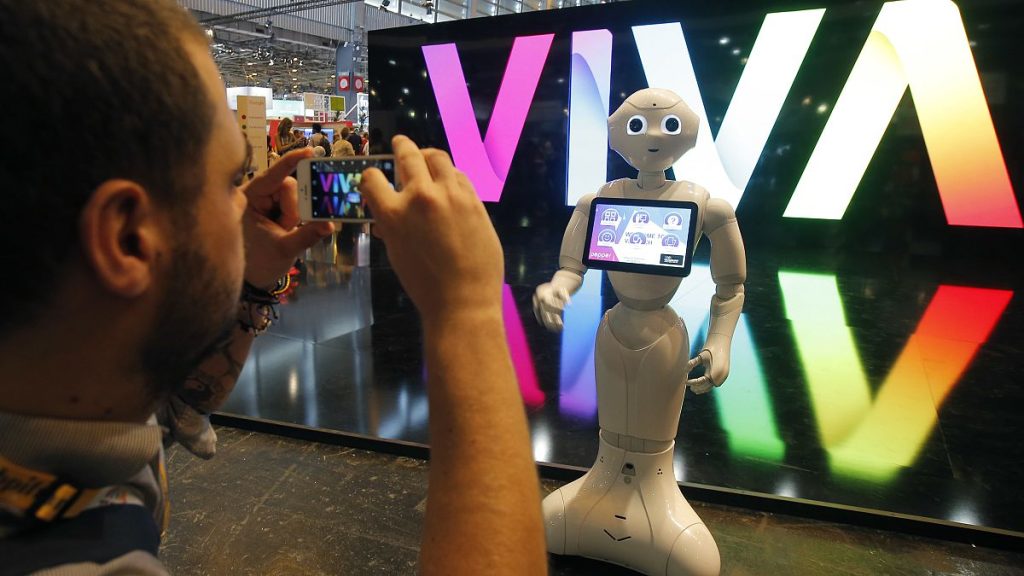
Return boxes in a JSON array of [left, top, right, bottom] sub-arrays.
[[381, 0, 390, 6]]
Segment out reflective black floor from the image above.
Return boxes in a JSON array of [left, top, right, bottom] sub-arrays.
[[220, 224, 1024, 539]]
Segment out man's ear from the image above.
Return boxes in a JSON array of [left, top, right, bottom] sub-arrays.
[[78, 180, 168, 298]]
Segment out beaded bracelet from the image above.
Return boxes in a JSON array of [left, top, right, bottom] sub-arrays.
[[237, 278, 287, 336]]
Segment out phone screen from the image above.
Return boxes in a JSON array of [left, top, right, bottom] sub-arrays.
[[308, 157, 395, 220]]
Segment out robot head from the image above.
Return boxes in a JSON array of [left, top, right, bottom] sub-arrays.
[[608, 88, 699, 172]]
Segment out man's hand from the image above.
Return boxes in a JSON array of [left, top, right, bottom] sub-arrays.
[[243, 148, 334, 288], [364, 136, 547, 576], [360, 135, 504, 326]]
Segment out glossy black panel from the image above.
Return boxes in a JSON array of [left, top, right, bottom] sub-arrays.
[[221, 228, 1024, 538], [223, 0, 1024, 543]]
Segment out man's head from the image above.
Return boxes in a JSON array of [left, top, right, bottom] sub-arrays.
[[608, 88, 699, 173], [341, 126, 352, 139], [0, 0, 250, 414], [312, 123, 323, 134]]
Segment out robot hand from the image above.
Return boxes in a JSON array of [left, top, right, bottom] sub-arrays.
[[685, 346, 731, 394], [533, 282, 571, 332]]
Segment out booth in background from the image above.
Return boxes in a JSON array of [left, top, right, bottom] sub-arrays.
[[236, 95, 268, 174]]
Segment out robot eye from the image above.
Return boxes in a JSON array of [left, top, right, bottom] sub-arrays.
[[661, 115, 682, 135], [626, 115, 648, 135]]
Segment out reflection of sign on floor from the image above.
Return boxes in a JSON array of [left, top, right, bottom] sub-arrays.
[[779, 272, 1013, 480], [551, 264, 1015, 482]]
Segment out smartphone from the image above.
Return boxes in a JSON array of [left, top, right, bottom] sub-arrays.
[[297, 155, 398, 222]]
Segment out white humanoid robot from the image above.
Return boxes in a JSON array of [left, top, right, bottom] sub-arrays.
[[533, 88, 746, 576]]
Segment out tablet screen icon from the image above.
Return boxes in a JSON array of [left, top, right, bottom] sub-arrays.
[[601, 209, 621, 225], [597, 228, 616, 246]]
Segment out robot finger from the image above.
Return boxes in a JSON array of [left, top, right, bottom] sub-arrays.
[[557, 288, 572, 307], [531, 296, 545, 324], [686, 350, 711, 373], [686, 356, 702, 373], [687, 375, 715, 394], [546, 309, 564, 329], [552, 315, 564, 332]]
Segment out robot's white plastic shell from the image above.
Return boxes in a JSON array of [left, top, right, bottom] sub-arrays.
[[534, 88, 746, 576]]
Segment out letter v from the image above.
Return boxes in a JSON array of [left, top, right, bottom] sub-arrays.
[[422, 34, 554, 202]]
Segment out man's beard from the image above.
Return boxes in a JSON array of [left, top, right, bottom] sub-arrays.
[[140, 242, 241, 403]]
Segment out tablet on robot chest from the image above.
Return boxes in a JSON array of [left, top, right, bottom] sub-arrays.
[[582, 197, 699, 278]]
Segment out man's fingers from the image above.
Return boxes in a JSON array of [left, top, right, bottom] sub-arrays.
[[277, 178, 300, 229], [423, 149, 457, 183], [276, 221, 335, 257], [455, 170, 473, 192], [248, 148, 312, 199], [392, 135, 431, 186], [360, 167, 399, 222]]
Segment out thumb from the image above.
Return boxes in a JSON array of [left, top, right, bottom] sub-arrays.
[[277, 221, 335, 256]]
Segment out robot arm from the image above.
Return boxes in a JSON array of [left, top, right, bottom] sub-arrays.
[[533, 194, 595, 332], [688, 197, 746, 394]]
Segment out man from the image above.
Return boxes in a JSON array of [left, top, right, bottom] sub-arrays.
[[347, 126, 365, 156], [333, 127, 357, 157], [0, 1, 546, 575], [310, 122, 332, 156]]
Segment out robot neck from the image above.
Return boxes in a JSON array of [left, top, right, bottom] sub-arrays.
[[636, 170, 667, 191]]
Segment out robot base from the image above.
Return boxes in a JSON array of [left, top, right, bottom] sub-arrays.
[[544, 432, 720, 576]]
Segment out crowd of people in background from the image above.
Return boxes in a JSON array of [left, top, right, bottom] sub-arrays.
[[269, 117, 373, 163]]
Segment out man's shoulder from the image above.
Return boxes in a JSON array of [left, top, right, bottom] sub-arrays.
[[31, 550, 169, 576], [1, 505, 166, 575]]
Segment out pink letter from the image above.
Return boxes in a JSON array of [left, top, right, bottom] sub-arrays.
[[423, 34, 554, 202]]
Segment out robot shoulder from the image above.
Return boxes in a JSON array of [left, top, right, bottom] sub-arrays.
[[702, 197, 738, 234], [575, 182, 617, 212], [573, 193, 597, 216], [574, 180, 627, 215]]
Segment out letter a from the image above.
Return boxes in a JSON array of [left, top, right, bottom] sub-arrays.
[[785, 0, 1022, 228]]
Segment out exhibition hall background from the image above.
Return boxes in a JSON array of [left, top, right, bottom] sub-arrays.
[[198, 0, 1024, 544]]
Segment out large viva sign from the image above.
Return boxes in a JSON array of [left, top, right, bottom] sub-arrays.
[[422, 0, 1022, 229]]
